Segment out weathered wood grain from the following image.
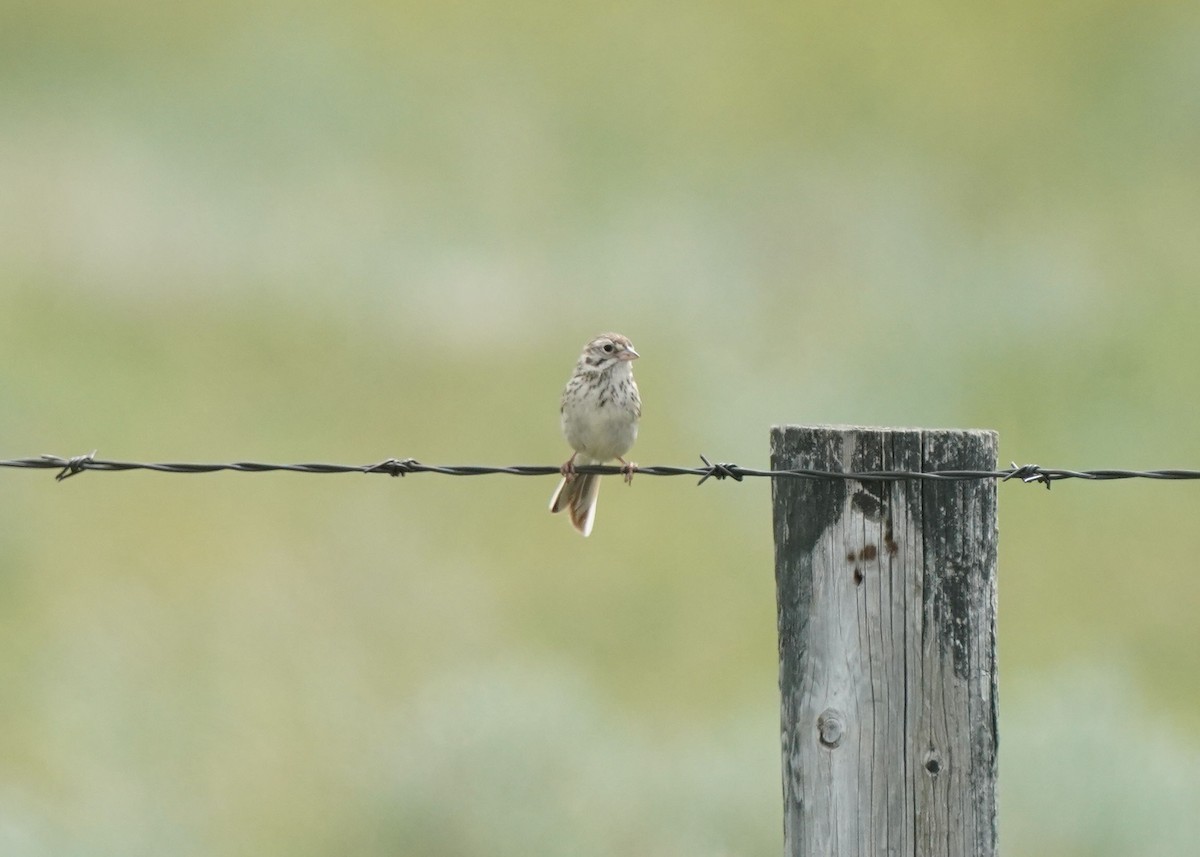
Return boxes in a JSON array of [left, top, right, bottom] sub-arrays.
[[771, 425, 998, 857]]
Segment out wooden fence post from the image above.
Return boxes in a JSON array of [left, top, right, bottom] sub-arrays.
[[770, 425, 998, 857]]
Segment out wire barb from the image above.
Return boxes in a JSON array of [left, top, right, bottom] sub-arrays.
[[1003, 462, 1051, 489], [697, 454, 744, 486], [50, 450, 96, 482], [365, 458, 421, 477]]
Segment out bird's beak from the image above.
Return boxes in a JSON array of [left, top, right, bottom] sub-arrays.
[[618, 346, 640, 361]]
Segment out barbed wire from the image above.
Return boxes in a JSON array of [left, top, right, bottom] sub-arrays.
[[4, 452, 1200, 489]]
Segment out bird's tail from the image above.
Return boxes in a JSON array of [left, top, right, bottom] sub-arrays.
[[549, 471, 601, 537]]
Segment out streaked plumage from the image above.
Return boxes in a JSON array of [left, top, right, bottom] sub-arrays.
[[549, 333, 641, 536]]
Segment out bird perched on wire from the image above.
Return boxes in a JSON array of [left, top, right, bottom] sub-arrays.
[[549, 333, 641, 536]]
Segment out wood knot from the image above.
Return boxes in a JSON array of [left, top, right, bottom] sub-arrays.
[[817, 709, 844, 748], [923, 747, 942, 776]]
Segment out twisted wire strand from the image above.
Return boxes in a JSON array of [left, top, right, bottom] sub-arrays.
[[4, 453, 1200, 488]]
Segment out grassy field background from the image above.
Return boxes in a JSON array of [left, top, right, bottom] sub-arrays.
[[4, 2, 1200, 854]]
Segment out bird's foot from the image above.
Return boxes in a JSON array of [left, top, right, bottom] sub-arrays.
[[618, 457, 638, 485]]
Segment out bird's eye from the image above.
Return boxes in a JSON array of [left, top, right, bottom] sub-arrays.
[[602, 343, 615, 353]]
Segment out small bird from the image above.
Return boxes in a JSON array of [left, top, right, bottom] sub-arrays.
[[549, 333, 641, 536]]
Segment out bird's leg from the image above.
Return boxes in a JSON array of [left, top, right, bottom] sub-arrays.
[[617, 457, 638, 485], [560, 452, 578, 481]]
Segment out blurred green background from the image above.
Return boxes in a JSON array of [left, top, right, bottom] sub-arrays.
[[4, 1, 1200, 854]]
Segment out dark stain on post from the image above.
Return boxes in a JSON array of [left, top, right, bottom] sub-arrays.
[[771, 427, 851, 667], [851, 488, 883, 521], [884, 518, 899, 555], [922, 431, 997, 682]]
